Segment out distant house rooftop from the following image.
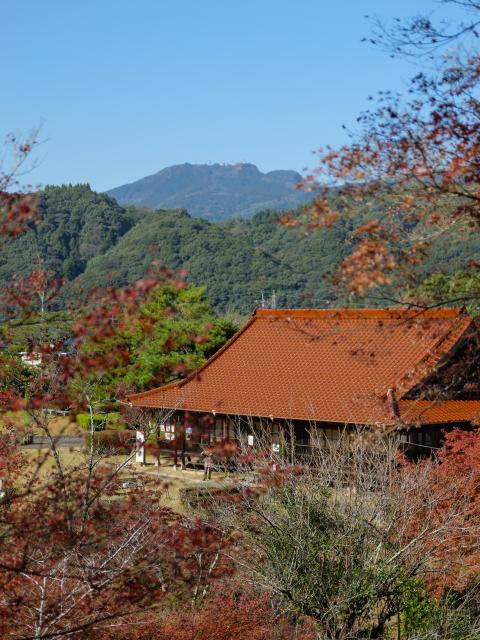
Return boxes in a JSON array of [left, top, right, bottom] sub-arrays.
[[127, 307, 480, 426]]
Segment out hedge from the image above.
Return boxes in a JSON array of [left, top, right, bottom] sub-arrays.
[[76, 411, 125, 432], [85, 429, 135, 454]]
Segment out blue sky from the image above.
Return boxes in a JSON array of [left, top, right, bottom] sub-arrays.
[[1, 0, 460, 191]]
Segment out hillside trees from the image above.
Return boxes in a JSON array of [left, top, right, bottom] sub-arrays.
[[0, 184, 134, 289], [4, 182, 480, 313], [410, 272, 480, 314], [48, 192, 480, 313], [72, 206, 337, 313]]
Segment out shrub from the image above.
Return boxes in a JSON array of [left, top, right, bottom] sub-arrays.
[[146, 430, 166, 444], [76, 413, 107, 431], [85, 429, 134, 454], [107, 412, 117, 425]]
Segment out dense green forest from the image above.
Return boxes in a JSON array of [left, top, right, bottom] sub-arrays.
[[0, 184, 133, 283], [3, 183, 480, 315], [72, 206, 355, 313]]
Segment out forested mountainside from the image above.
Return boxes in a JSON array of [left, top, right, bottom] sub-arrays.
[[4, 183, 480, 315], [106, 162, 311, 221], [71, 207, 352, 313]]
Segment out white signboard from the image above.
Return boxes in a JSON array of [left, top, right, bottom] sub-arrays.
[[247, 434, 254, 446], [136, 430, 145, 464], [272, 443, 280, 453]]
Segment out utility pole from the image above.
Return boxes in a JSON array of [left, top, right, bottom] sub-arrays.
[[261, 291, 265, 309]]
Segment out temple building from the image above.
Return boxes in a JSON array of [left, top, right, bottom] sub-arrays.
[[127, 308, 480, 460]]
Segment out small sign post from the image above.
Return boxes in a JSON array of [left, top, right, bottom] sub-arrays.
[[136, 430, 145, 465]]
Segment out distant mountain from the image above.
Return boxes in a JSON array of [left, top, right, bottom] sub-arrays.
[[106, 163, 311, 221]]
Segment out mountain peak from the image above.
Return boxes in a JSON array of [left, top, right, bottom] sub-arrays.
[[106, 162, 309, 222]]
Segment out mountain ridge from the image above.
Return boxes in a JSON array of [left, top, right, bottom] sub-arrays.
[[106, 162, 311, 221]]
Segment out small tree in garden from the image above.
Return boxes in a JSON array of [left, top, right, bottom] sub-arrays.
[[123, 282, 237, 391], [400, 427, 480, 592], [105, 584, 316, 640]]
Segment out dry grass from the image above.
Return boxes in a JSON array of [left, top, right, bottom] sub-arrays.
[[1, 412, 82, 437], [125, 461, 234, 511], [21, 447, 85, 480]]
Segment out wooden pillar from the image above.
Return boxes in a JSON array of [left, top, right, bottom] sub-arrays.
[[222, 416, 228, 441], [173, 416, 178, 468], [279, 421, 286, 462], [156, 421, 161, 467]]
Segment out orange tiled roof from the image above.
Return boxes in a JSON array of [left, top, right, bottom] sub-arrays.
[[127, 307, 477, 425], [399, 400, 480, 425]]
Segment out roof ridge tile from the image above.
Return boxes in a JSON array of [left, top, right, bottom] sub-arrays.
[[255, 307, 466, 319]]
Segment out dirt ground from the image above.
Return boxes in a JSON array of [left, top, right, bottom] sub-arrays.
[[1, 411, 238, 510], [19, 446, 235, 511]]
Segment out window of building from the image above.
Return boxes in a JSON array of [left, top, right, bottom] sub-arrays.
[[163, 422, 175, 441]]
